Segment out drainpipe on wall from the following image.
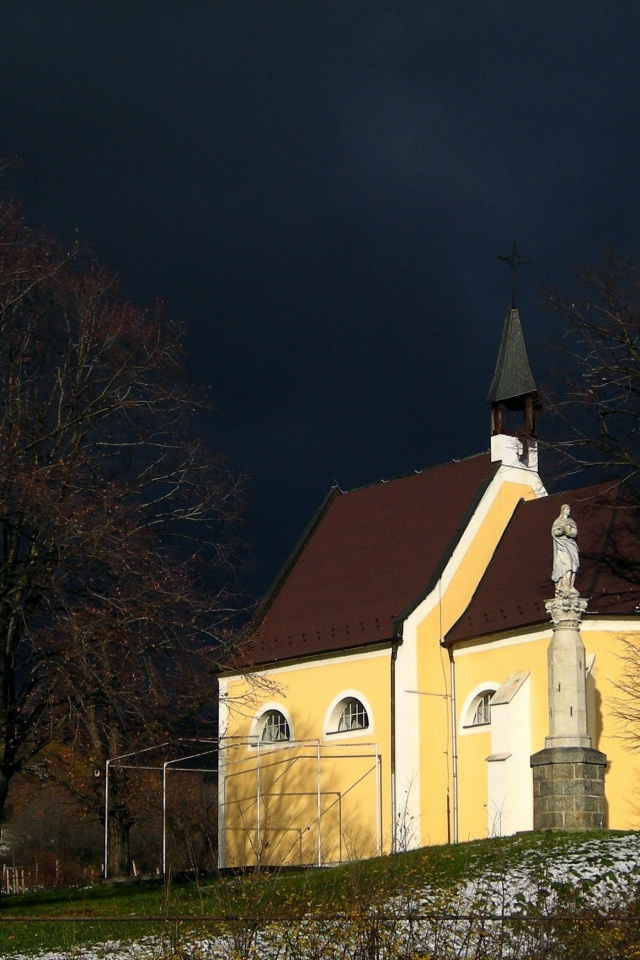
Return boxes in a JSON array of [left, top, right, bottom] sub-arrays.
[[390, 637, 399, 853], [448, 646, 459, 844]]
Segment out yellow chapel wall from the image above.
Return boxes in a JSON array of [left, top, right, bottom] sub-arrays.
[[219, 646, 393, 867], [435, 622, 640, 844], [580, 622, 640, 831], [452, 631, 549, 840], [405, 468, 543, 849]]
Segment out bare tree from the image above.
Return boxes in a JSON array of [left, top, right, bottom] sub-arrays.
[[0, 197, 244, 874], [547, 253, 640, 752], [546, 251, 640, 485]]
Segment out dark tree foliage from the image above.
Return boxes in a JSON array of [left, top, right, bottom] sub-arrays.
[[547, 252, 640, 484], [0, 197, 244, 874], [547, 253, 640, 749]]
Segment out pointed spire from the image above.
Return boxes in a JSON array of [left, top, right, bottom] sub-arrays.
[[487, 307, 538, 405], [488, 246, 542, 467]]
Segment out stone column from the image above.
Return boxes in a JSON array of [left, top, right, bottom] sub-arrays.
[[530, 595, 607, 830]]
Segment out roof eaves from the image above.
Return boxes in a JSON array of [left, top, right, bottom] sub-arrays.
[[452, 618, 550, 648], [446, 611, 547, 646], [219, 637, 395, 677]]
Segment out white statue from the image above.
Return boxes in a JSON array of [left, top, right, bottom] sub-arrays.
[[551, 503, 579, 597]]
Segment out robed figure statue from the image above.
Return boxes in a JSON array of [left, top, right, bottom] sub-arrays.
[[551, 503, 579, 597]]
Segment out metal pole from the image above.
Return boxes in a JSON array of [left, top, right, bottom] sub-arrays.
[[390, 641, 398, 854], [256, 740, 261, 866], [162, 762, 168, 876], [317, 741, 322, 866], [218, 741, 227, 870], [375, 744, 381, 856], [103, 760, 110, 879], [100, 742, 172, 879], [449, 650, 459, 844]]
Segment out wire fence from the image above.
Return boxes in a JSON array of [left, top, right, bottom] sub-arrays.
[[1, 912, 640, 959]]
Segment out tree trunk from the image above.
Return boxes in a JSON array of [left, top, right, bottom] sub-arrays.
[[0, 766, 9, 811], [107, 814, 131, 878], [105, 772, 132, 877], [0, 766, 10, 859]]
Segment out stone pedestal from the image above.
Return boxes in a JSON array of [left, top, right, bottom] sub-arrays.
[[544, 595, 590, 749], [530, 593, 607, 831], [530, 746, 607, 830]]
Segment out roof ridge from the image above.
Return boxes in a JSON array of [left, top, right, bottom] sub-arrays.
[[540, 477, 628, 503], [340, 450, 491, 496]]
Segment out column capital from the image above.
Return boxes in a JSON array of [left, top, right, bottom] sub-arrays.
[[545, 595, 588, 627]]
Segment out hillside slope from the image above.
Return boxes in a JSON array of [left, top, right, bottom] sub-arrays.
[[4, 831, 640, 958]]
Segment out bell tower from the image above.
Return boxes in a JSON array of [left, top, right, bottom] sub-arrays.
[[487, 244, 542, 469]]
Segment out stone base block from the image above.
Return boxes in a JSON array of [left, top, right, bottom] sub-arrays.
[[530, 746, 607, 831]]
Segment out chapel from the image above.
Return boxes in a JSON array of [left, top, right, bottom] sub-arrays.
[[217, 298, 640, 868]]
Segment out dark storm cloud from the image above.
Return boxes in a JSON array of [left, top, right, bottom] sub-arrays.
[[2, 2, 640, 597]]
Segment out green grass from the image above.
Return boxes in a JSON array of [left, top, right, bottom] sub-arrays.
[[0, 830, 635, 957]]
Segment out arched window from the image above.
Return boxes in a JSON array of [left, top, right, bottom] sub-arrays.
[[470, 691, 494, 727], [324, 691, 373, 738], [337, 698, 369, 731], [260, 709, 291, 743], [323, 697, 370, 736]]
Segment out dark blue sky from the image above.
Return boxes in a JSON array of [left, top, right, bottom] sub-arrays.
[[2, 2, 640, 600]]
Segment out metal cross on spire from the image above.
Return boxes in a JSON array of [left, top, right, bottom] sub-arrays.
[[498, 242, 530, 308]]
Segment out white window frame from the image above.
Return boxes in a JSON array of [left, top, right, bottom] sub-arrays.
[[261, 710, 291, 742], [472, 691, 493, 726], [338, 698, 369, 731], [460, 683, 499, 734], [249, 703, 294, 748], [324, 690, 373, 739]]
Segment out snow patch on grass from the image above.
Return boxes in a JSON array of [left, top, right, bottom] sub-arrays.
[[7, 834, 640, 959]]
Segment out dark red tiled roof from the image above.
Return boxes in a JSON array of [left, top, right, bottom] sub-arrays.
[[446, 481, 640, 644], [234, 453, 498, 667]]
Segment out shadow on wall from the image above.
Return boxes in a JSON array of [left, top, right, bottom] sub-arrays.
[[221, 739, 383, 868]]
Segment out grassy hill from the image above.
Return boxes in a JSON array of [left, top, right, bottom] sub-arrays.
[[2, 830, 640, 958]]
